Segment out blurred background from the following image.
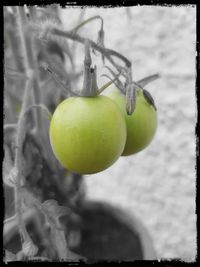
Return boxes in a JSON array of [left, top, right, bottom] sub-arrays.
[[61, 6, 196, 261]]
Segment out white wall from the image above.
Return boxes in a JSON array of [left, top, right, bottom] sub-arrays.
[[61, 6, 196, 261]]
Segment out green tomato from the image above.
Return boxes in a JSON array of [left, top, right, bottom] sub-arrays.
[[107, 88, 157, 156], [49, 95, 127, 174]]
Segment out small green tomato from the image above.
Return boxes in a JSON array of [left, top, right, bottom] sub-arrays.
[[49, 95, 126, 174], [107, 88, 157, 156]]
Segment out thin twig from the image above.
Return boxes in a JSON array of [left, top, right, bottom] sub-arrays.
[[70, 15, 103, 34], [4, 67, 30, 81]]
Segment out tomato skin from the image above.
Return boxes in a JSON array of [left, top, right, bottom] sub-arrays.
[[49, 95, 126, 174], [107, 89, 157, 156]]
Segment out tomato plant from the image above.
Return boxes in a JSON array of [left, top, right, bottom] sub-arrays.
[[49, 95, 127, 174], [4, 5, 160, 261], [107, 88, 157, 156]]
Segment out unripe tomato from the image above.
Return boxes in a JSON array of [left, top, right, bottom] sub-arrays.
[[49, 95, 127, 174], [107, 88, 157, 156]]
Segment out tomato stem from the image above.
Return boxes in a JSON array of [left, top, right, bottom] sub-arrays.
[[81, 40, 99, 96], [125, 68, 136, 115]]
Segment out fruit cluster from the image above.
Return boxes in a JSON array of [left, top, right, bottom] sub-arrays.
[[49, 87, 157, 174]]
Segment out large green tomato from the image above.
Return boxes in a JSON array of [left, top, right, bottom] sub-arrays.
[[49, 95, 127, 174], [107, 88, 157, 156]]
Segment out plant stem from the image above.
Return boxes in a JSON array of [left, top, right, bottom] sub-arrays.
[[14, 185, 31, 243], [126, 67, 136, 115], [14, 81, 31, 172], [81, 40, 98, 96], [102, 66, 125, 93], [71, 15, 103, 34], [71, 9, 85, 68], [13, 81, 32, 245], [18, 7, 55, 165], [98, 71, 122, 94], [40, 62, 77, 96], [49, 28, 131, 69], [24, 104, 52, 121], [17, 7, 41, 132], [11, 6, 36, 246], [6, 28, 24, 72]]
